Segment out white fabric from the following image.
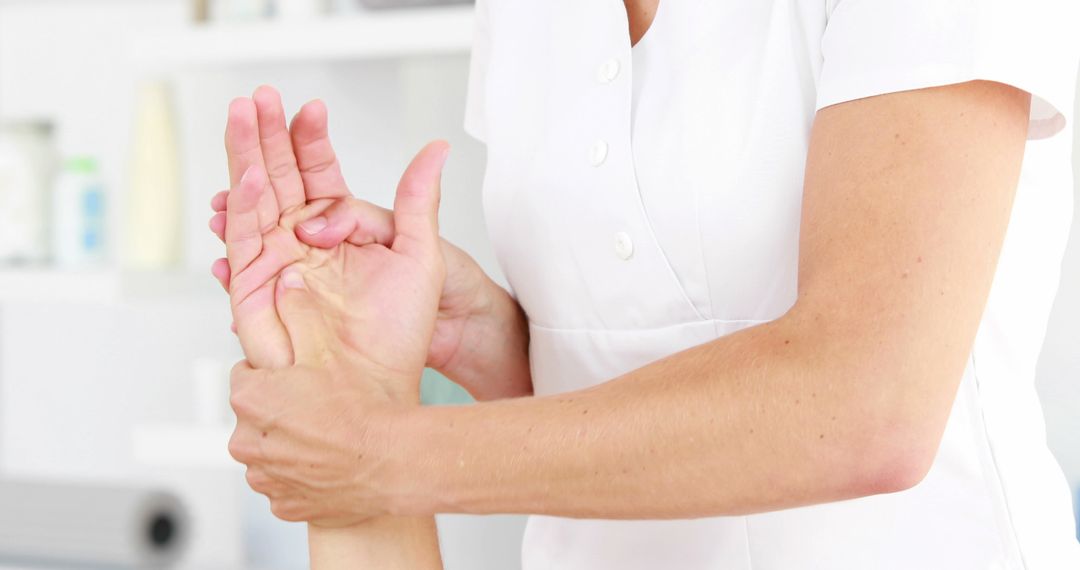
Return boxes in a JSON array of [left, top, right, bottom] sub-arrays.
[[465, 0, 1080, 568]]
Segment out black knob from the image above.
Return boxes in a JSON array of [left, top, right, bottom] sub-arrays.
[[147, 513, 175, 549]]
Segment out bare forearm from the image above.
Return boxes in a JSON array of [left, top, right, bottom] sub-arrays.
[[387, 310, 959, 520], [309, 517, 441, 569]]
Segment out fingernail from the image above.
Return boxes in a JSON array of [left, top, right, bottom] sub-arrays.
[[281, 269, 306, 290], [299, 216, 328, 235], [240, 166, 256, 186]]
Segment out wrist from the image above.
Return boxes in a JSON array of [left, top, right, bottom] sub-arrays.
[[308, 516, 441, 569], [336, 350, 426, 406]]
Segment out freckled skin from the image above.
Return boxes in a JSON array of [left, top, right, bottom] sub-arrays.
[[624, 0, 660, 46], [383, 81, 1030, 522]]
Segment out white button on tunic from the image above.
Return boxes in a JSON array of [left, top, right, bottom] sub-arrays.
[[589, 140, 609, 167], [465, 1, 1080, 568], [613, 232, 634, 261], [597, 58, 621, 84]]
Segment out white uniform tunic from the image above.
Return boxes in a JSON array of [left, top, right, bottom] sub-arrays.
[[464, 1, 1080, 568]]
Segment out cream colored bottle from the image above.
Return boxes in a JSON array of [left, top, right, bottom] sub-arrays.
[[126, 80, 181, 270]]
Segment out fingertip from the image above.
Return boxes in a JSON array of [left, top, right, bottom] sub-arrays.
[[211, 190, 228, 212], [252, 84, 281, 103], [225, 98, 258, 152], [211, 257, 231, 290], [419, 140, 452, 174], [429, 139, 451, 154], [431, 140, 451, 169], [301, 98, 328, 119], [253, 86, 286, 123], [274, 266, 309, 307], [209, 212, 226, 240], [290, 99, 329, 135], [297, 216, 329, 236], [293, 202, 352, 248], [400, 141, 451, 197], [294, 224, 336, 248], [228, 97, 256, 122]]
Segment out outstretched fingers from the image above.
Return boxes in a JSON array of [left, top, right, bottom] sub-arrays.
[[253, 86, 307, 213], [290, 99, 351, 201], [225, 97, 280, 233], [225, 166, 267, 277]]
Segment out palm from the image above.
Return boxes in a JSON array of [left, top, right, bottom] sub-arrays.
[[295, 239, 443, 398]]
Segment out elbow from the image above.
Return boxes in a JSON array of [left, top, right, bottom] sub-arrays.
[[839, 420, 941, 498], [852, 445, 935, 496]]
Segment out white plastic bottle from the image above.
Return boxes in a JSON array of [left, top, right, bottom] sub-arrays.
[[0, 122, 55, 265], [52, 157, 106, 268], [126, 81, 181, 270]]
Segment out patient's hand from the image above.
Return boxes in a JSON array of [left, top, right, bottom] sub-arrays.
[[210, 88, 525, 401], [214, 89, 446, 568], [224, 141, 449, 399], [224, 144, 448, 527]]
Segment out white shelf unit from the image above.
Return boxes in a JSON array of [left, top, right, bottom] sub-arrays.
[[130, 6, 475, 67], [0, 268, 222, 304], [132, 424, 238, 471], [0, 268, 121, 304]]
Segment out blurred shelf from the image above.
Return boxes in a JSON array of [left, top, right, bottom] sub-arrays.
[[0, 268, 121, 304], [133, 424, 239, 471], [130, 6, 475, 67], [0, 268, 222, 304]]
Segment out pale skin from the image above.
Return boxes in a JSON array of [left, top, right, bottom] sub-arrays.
[[216, 90, 447, 566], [212, 0, 1034, 563]]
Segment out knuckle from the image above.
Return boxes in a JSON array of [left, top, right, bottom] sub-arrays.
[[228, 433, 252, 464], [228, 391, 251, 417], [270, 501, 304, 523], [245, 468, 269, 493], [244, 467, 259, 487], [229, 361, 250, 394], [266, 159, 297, 181], [301, 155, 336, 176]]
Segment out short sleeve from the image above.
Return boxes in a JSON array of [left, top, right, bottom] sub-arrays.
[[818, 0, 1080, 140], [463, 0, 490, 143]]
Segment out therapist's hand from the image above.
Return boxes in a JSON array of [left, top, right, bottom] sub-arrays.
[[210, 87, 531, 400], [225, 140, 449, 525]]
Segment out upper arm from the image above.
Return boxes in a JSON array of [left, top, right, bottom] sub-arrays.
[[793, 80, 1030, 465], [788, 0, 1077, 477]]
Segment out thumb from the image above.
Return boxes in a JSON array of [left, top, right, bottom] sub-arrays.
[[391, 141, 449, 258], [275, 265, 333, 367], [295, 198, 396, 250]]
